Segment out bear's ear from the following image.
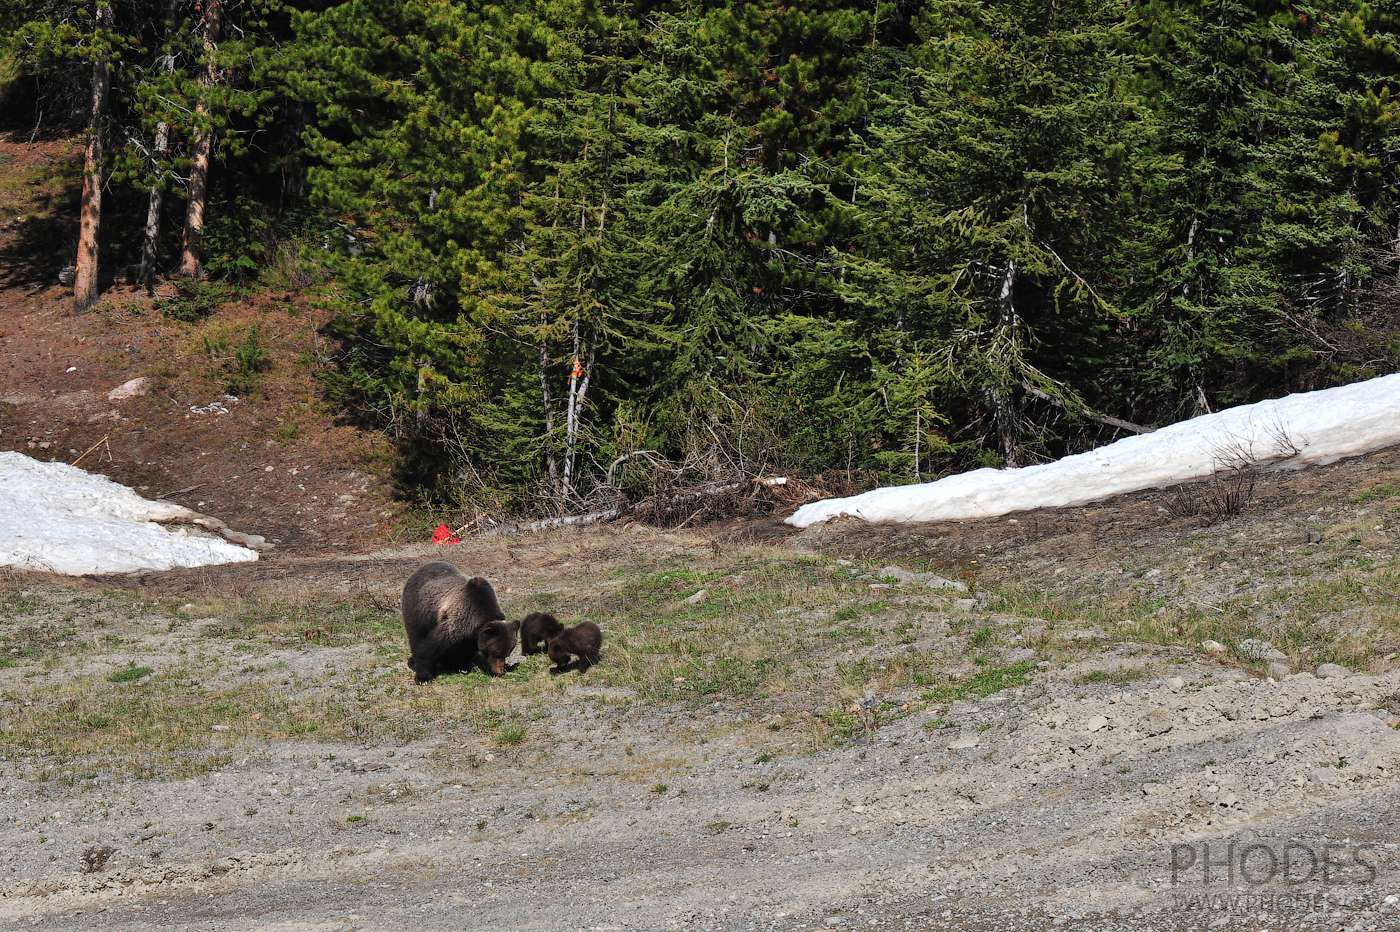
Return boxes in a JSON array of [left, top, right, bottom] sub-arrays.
[[509, 620, 521, 635]]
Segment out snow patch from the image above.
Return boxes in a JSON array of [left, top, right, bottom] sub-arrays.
[[788, 373, 1400, 528], [0, 452, 259, 575]]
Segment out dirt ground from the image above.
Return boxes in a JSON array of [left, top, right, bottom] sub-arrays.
[[2, 129, 1399, 930], [0, 445, 1397, 931], [0, 134, 404, 553]]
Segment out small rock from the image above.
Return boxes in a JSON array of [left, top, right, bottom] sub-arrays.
[[953, 598, 978, 611], [1266, 661, 1291, 680], [107, 377, 150, 401], [1316, 663, 1350, 679], [947, 735, 980, 750], [1005, 647, 1035, 663], [1201, 639, 1227, 655], [1306, 530, 1323, 544], [211, 725, 231, 732], [1310, 767, 1342, 787], [1165, 676, 1185, 693], [1086, 715, 1110, 733], [684, 589, 708, 606], [1141, 710, 1173, 737], [1236, 638, 1286, 662]]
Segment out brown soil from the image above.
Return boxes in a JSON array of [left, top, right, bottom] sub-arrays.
[[0, 132, 403, 554]]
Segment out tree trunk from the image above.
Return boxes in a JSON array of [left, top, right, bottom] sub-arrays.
[[136, 120, 169, 292], [992, 258, 1022, 467], [178, 0, 222, 278], [137, 1, 180, 292], [73, 2, 113, 311], [562, 322, 594, 498]]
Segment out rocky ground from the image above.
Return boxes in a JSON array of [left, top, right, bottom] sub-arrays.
[[0, 443, 1397, 930]]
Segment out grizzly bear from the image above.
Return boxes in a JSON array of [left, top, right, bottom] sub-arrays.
[[402, 562, 505, 683]]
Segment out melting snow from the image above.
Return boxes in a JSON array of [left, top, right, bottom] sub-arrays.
[[0, 452, 258, 574], [788, 373, 1400, 528]]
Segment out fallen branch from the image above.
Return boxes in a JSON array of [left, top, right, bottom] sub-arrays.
[[1022, 385, 1153, 435], [70, 432, 112, 469], [472, 508, 623, 539], [157, 483, 204, 498], [152, 510, 271, 551]]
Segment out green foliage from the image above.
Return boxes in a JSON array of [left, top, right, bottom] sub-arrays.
[[10, 0, 1400, 511], [158, 278, 230, 323], [229, 326, 270, 396]]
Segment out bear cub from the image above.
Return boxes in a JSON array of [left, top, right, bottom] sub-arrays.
[[546, 621, 603, 673], [519, 611, 564, 655]]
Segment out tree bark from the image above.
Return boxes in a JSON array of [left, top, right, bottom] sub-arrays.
[[73, 1, 113, 311], [136, 120, 170, 292], [178, 0, 222, 278], [137, 1, 180, 292], [561, 322, 595, 497]]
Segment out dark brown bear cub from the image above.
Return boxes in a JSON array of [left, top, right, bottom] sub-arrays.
[[519, 611, 564, 655], [546, 621, 602, 672], [401, 562, 506, 683], [476, 620, 520, 676]]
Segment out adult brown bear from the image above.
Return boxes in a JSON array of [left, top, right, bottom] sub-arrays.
[[401, 562, 506, 683]]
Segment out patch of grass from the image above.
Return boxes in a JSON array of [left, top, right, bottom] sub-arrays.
[[1075, 667, 1147, 686], [106, 665, 153, 684], [820, 707, 864, 744], [1351, 483, 1399, 504], [985, 559, 1400, 668], [345, 814, 365, 823], [202, 594, 399, 647], [493, 722, 527, 746], [921, 661, 1035, 705], [650, 782, 668, 794], [703, 820, 733, 836], [968, 625, 997, 649]]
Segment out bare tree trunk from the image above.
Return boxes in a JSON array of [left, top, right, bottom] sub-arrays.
[[561, 322, 594, 497], [137, 1, 179, 292], [136, 121, 170, 292], [992, 258, 1022, 467], [178, 0, 221, 278], [73, 1, 113, 311]]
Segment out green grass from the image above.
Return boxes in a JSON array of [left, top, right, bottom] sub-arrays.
[[920, 661, 1036, 705], [1075, 667, 1147, 686], [1351, 483, 1400, 504], [493, 721, 527, 746], [106, 665, 153, 684]]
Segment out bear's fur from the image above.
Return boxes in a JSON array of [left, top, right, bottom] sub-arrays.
[[546, 621, 602, 673], [476, 620, 521, 676], [401, 562, 505, 683], [519, 611, 564, 655]]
